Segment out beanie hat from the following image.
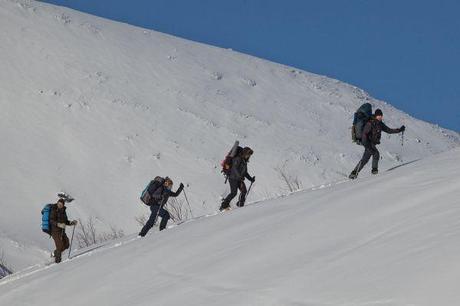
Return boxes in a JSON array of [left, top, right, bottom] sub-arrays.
[[375, 109, 383, 116], [242, 147, 254, 157]]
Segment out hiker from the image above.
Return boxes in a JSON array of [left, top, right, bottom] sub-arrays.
[[139, 177, 184, 237], [349, 109, 405, 179], [220, 146, 255, 210], [49, 199, 77, 263]]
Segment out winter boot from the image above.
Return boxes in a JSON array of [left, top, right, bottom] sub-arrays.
[[54, 252, 62, 263], [349, 170, 358, 180], [371, 168, 378, 175], [219, 200, 230, 211], [236, 193, 246, 207], [159, 218, 168, 231]]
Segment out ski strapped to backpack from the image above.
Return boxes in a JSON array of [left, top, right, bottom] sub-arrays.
[[351, 103, 372, 145], [221, 140, 242, 180], [41, 204, 53, 235], [140, 176, 166, 205], [57, 192, 74, 203]]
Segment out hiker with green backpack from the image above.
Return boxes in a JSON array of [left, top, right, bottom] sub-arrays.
[[349, 106, 405, 179], [139, 177, 184, 237]]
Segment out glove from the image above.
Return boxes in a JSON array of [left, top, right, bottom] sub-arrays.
[[57, 223, 66, 229], [400, 125, 406, 132], [250, 176, 256, 183], [179, 183, 184, 189], [71, 220, 78, 226]]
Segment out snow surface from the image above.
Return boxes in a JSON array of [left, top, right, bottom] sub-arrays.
[[1, 147, 459, 306], [0, 0, 459, 270]]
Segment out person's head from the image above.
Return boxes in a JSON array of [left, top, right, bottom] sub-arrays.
[[374, 109, 383, 121], [56, 198, 65, 209], [164, 177, 173, 190], [242, 147, 254, 160]]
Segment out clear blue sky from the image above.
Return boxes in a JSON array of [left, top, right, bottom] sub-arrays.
[[43, 0, 460, 131]]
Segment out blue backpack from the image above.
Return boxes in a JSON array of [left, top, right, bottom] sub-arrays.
[[41, 204, 53, 235]]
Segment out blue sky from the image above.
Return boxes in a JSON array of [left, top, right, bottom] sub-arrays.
[[43, 0, 459, 131]]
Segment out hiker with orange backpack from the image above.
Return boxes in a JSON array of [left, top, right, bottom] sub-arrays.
[[220, 145, 255, 211]]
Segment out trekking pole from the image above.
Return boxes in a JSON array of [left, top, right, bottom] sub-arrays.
[[400, 130, 404, 163], [182, 188, 193, 218], [68, 224, 76, 259], [246, 180, 255, 199]]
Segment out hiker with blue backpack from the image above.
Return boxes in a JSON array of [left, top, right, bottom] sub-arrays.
[[46, 198, 77, 263], [349, 106, 405, 179], [139, 177, 184, 237]]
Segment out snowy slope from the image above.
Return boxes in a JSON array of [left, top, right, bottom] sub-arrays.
[[0, 0, 459, 270], [1, 148, 459, 306]]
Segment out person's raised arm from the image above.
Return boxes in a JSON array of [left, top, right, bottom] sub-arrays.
[[169, 183, 184, 197]]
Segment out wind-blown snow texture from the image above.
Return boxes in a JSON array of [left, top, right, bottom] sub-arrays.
[[1, 148, 459, 306], [0, 0, 459, 270]]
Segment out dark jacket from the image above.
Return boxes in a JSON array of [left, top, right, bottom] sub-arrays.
[[148, 183, 184, 207], [49, 205, 72, 233], [229, 155, 253, 182], [362, 118, 401, 147]]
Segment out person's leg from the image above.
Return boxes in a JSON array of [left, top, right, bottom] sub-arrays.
[[159, 208, 170, 231], [62, 233, 69, 251], [371, 147, 380, 173], [139, 205, 160, 236], [51, 231, 64, 263], [236, 182, 247, 207], [350, 146, 372, 178], [220, 180, 239, 210]]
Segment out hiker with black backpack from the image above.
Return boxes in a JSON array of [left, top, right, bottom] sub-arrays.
[[139, 177, 184, 237], [49, 198, 77, 263], [349, 108, 405, 179], [220, 146, 255, 211]]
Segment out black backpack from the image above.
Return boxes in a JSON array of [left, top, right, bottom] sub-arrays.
[[352, 103, 372, 144], [221, 141, 242, 177], [140, 176, 165, 205]]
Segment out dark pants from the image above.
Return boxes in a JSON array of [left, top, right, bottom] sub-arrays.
[[51, 230, 69, 263], [353, 145, 380, 173], [139, 204, 171, 236], [221, 179, 247, 209]]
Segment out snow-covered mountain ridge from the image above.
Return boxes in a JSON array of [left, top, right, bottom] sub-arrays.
[[0, 0, 458, 270]]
